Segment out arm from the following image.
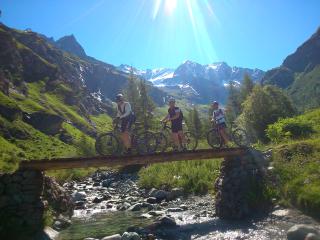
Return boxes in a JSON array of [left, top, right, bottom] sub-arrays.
[[161, 114, 170, 122]]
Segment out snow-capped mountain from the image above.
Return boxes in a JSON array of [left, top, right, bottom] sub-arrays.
[[118, 61, 265, 104]]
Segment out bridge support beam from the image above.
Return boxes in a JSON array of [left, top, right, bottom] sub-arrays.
[[0, 169, 45, 239], [215, 150, 269, 219]]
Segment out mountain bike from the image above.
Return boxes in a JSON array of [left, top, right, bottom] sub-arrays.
[[206, 122, 249, 148], [95, 119, 157, 156], [155, 121, 198, 152]]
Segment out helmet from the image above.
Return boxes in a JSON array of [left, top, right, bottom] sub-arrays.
[[115, 93, 124, 102], [168, 97, 176, 103], [212, 101, 219, 105]]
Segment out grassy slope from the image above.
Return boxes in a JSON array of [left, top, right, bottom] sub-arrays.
[[266, 108, 320, 217], [0, 81, 112, 176]]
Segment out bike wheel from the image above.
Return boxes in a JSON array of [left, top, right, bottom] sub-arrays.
[[95, 133, 120, 156], [136, 131, 158, 155], [155, 132, 168, 153], [184, 131, 198, 151], [206, 129, 221, 149], [232, 128, 249, 147]]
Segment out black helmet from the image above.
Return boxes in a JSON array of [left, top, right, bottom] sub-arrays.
[[115, 93, 124, 102], [212, 101, 219, 105], [168, 97, 176, 103]]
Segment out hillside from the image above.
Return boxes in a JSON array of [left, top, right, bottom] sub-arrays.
[[0, 24, 122, 171], [262, 27, 320, 110]]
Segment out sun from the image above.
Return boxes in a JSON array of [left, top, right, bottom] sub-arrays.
[[164, 0, 177, 15]]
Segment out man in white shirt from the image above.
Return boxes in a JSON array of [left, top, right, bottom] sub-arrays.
[[211, 101, 230, 146], [115, 94, 134, 153]]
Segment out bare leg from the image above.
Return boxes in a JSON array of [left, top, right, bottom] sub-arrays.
[[172, 133, 180, 149], [178, 131, 186, 148], [219, 128, 230, 145], [120, 131, 131, 149]]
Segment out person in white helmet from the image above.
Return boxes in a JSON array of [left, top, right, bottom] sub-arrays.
[[211, 101, 230, 146], [115, 93, 135, 154]]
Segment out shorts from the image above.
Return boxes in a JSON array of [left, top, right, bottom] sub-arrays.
[[171, 121, 183, 133], [217, 122, 227, 130], [120, 116, 133, 133]]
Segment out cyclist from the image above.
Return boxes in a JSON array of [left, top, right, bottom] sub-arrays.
[[211, 101, 230, 146], [115, 93, 135, 154], [161, 97, 186, 151]]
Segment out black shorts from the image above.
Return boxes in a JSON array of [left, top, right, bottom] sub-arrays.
[[120, 117, 133, 133], [171, 121, 183, 133]]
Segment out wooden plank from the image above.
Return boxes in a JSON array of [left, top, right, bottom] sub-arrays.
[[19, 148, 247, 171]]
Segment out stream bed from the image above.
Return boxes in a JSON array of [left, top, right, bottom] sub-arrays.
[[56, 170, 320, 240]]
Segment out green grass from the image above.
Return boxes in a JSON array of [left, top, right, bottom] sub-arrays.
[[90, 114, 113, 133], [271, 139, 320, 217], [264, 109, 320, 217], [138, 159, 221, 194]]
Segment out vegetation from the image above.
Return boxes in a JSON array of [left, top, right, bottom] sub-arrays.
[[265, 109, 320, 217], [139, 159, 222, 194], [239, 85, 295, 142]]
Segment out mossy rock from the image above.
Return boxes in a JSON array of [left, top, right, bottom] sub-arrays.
[[23, 111, 63, 135]]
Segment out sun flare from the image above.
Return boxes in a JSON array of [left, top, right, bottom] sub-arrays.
[[165, 0, 177, 15]]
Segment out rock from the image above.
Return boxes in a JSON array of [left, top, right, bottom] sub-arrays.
[[129, 203, 142, 211], [146, 197, 157, 204], [23, 111, 63, 135], [121, 231, 141, 240], [150, 190, 169, 202], [92, 196, 104, 203], [305, 233, 320, 240], [157, 216, 177, 227], [287, 224, 320, 240], [52, 217, 71, 231], [71, 191, 86, 202], [147, 234, 156, 240], [101, 234, 122, 240], [179, 204, 188, 210], [166, 188, 184, 200], [40, 226, 59, 240], [166, 207, 184, 212], [84, 238, 99, 240], [102, 179, 114, 187]]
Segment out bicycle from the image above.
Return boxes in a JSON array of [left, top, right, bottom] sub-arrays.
[[206, 122, 249, 148], [95, 119, 157, 156], [155, 121, 198, 152]]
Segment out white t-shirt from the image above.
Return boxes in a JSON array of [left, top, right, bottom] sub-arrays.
[[117, 102, 132, 119], [213, 108, 226, 124]]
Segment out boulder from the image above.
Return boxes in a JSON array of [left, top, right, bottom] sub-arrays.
[[23, 112, 63, 135], [287, 224, 320, 240], [129, 203, 142, 211], [121, 232, 141, 240], [71, 191, 86, 202], [146, 197, 157, 204], [157, 216, 177, 227], [101, 234, 122, 240], [305, 233, 320, 240], [149, 189, 169, 202], [166, 188, 184, 200]]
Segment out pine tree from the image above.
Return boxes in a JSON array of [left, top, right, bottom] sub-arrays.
[[138, 79, 155, 130], [124, 68, 140, 115], [239, 74, 254, 106], [187, 107, 203, 138], [225, 81, 241, 123]]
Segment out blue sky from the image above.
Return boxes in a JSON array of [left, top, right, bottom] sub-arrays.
[[1, 0, 320, 70]]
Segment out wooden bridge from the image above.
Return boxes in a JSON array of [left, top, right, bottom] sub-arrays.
[[19, 148, 248, 171]]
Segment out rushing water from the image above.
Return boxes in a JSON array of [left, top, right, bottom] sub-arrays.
[[58, 211, 153, 240], [57, 205, 320, 240]]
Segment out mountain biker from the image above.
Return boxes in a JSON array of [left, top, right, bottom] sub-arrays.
[[115, 93, 135, 154], [161, 97, 186, 151], [211, 101, 230, 146]]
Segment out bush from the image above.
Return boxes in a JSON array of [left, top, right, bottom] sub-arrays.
[[267, 118, 314, 143]]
